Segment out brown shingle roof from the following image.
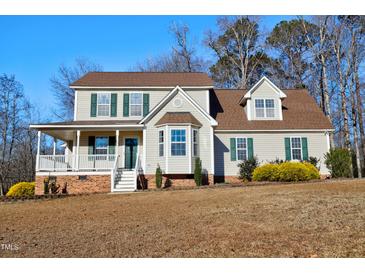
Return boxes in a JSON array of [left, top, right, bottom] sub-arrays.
[[155, 112, 202, 127], [70, 72, 214, 87], [210, 89, 333, 130], [32, 120, 140, 127]]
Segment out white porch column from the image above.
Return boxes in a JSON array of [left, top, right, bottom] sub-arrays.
[[53, 138, 57, 156], [76, 130, 80, 170], [142, 128, 146, 172], [165, 125, 169, 174], [115, 129, 119, 157], [35, 131, 41, 171], [188, 125, 192, 174]]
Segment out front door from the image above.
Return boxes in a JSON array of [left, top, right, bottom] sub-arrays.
[[125, 138, 138, 169]]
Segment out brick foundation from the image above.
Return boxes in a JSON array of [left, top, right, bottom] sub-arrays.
[[214, 175, 242, 184], [35, 174, 110, 195], [143, 173, 214, 189]]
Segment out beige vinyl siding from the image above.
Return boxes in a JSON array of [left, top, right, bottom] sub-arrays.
[[75, 130, 142, 169], [249, 80, 281, 120], [75, 88, 209, 120], [144, 92, 212, 175], [214, 131, 330, 176]]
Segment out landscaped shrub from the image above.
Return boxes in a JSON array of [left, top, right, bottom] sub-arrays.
[[302, 162, 321, 180], [277, 162, 319, 181], [194, 157, 202, 186], [252, 164, 280, 181], [252, 162, 320, 182], [269, 158, 286, 164], [6, 182, 35, 198], [305, 156, 320, 171], [155, 164, 162, 188], [324, 148, 352, 178], [238, 157, 259, 182]]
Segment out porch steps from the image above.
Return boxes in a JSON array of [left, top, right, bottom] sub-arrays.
[[113, 169, 136, 192]]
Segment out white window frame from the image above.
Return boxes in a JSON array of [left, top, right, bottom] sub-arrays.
[[97, 93, 111, 117], [158, 129, 164, 157], [170, 128, 186, 157], [236, 137, 248, 161], [254, 98, 276, 118], [290, 136, 303, 161], [192, 128, 198, 157], [129, 92, 143, 117]]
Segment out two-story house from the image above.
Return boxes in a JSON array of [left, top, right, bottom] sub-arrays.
[[30, 72, 333, 194]]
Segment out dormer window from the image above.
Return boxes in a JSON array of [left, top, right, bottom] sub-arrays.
[[255, 99, 275, 118]]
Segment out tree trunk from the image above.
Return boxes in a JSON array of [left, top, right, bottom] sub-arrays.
[[320, 55, 335, 148], [350, 81, 362, 178]]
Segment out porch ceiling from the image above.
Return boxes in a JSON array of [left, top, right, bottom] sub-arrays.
[[30, 120, 144, 141]]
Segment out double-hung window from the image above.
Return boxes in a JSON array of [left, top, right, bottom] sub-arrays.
[[192, 129, 198, 157], [158, 130, 164, 157], [171, 129, 186, 156], [95, 137, 109, 160], [236, 138, 247, 161], [255, 99, 275, 118], [97, 93, 110, 116], [130, 93, 143, 116], [291, 137, 302, 160]]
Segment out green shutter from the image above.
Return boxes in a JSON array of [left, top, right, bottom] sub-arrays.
[[90, 94, 97, 117], [143, 93, 150, 117], [285, 137, 291, 161], [247, 138, 254, 160], [109, 136, 116, 155], [123, 93, 129, 117], [230, 138, 236, 161], [88, 136, 95, 155], [111, 93, 117, 117], [302, 137, 308, 161]]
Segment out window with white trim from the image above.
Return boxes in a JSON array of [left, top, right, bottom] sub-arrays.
[[192, 129, 198, 157], [97, 93, 110, 116], [236, 137, 247, 161], [291, 137, 302, 160], [171, 129, 186, 156], [95, 137, 109, 155], [255, 98, 275, 118], [130, 93, 143, 116], [158, 130, 164, 157]]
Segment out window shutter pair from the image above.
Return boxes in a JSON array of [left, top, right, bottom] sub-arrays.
[[88, 136, 116, 155], [122, 93, 150, 117], [90, 93, 117, 117], [284, 137, 308, 161], [230, 138, 254, 161]]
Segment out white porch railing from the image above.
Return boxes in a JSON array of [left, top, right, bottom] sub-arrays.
[[38, 154, 116, 171]]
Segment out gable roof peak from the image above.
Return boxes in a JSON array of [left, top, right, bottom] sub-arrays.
[[241, 76, 287, 102]]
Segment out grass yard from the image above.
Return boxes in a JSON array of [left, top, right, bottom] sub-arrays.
[[1, 179, 365, 257]]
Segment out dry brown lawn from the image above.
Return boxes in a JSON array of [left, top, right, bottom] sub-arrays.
[[1, 180, 365, 258]]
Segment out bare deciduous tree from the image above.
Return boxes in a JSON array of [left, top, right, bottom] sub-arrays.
[[50, 58, 103, 120]]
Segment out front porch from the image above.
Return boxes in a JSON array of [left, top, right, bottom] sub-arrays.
[[30, 121, 146, 193]]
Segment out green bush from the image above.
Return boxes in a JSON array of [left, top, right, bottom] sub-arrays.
[[252, 164, 280, 181], [324, 148, 352, 178], [194, 157, 202, 186], [155, 165, 162, 188], [238, 157, 259, 182], [6, 182, 35, 197], [305, 156, 320, 171], [252, 162, 320, 182]]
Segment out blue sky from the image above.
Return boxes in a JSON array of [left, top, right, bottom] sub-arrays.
[[0, 15, 295, 117]]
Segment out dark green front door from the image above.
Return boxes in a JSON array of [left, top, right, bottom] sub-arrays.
[[125, 138, 138, 169]]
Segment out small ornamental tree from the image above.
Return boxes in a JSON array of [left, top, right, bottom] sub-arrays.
[[238, 157, 259, 182], [324, 148, 352, 178], [155, 164, 163, 188], [194, 157, 202, 186]]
